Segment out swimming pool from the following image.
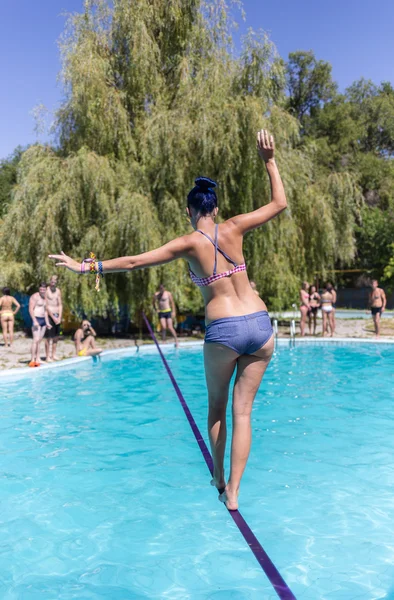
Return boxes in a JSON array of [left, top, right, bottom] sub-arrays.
[[0, 342, 393, 599]]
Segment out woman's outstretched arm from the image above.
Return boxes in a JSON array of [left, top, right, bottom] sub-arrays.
[[230, 130, 287, 234], [49, 235, 194, 274]]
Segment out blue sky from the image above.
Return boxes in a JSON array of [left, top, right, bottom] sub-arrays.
[[1, 0, 393, 160]]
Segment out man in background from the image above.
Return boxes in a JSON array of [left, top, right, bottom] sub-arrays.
[[368, 279, 386, 337], [28, 282, 50, 367], [153, 283, 178, 347], [45, 275, 63, 362]]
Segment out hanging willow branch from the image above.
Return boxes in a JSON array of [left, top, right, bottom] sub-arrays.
[[0, 0, 362, 313]]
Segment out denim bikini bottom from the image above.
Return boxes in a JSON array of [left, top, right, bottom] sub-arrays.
[[204, 310, 273, 355]]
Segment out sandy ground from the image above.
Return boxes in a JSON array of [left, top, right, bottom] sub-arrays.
[[0, 317, 393, 370], [283, 315, 394, 339]]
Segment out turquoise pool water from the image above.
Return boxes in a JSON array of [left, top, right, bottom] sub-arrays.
[[0, 343, 394, 599]]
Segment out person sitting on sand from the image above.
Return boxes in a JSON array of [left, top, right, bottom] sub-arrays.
[[29, 282, 51, 367], [308, 284, 320, 336], [368, 279, 386, 338], [74, 320, 102, 357], [0, 287, 20, 349]]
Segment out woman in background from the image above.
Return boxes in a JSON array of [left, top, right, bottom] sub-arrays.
[[320, 284, 334, 337], [299, 281, 310, 336], [326, 283, 337, 335], [0, 287, 20, 348], [74, 320, 102, 357], [309, 284, 320, 336]]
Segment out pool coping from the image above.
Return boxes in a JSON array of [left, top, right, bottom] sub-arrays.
[[0, 341, 204, 380], [0, 336, 393, 380]]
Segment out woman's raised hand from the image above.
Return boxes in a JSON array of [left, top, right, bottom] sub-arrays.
[[257, 129, 275, 163], [48, 251, 81, 273]]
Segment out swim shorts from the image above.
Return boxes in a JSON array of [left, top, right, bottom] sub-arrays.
[[46, 315, 60, 338], [158, 311, 172, 320], [205, 310, 273, 355]]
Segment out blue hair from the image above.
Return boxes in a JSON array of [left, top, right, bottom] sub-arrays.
[[187, 177, 218, 216]]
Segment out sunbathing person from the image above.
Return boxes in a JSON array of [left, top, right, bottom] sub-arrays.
[[74, 320, 102, 357]]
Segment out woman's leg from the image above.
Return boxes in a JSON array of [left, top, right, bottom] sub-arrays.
[[8, 317, 14, 347], [329, 312, 334, 336], [1, 317, 7, 346], [223, 336, 274, 510], [204, 342, 238, 490], [322, 312, 327, 337], [300, 307, 307, 336], [84, 335, 103, 356]]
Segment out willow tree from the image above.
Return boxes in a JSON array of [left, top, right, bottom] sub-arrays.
[[0, 0, 362, 316]]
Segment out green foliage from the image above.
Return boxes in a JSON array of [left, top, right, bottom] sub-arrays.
[[346, 79, 394, 155], [356, 203, 394, 277], [0, 147, 24, 217], [286, 50, 337, 123], [383, 245, 394, 285], [0, 1, 368, 314]]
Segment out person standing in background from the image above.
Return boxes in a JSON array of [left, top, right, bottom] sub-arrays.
[[299, 281, 310, 336], [326, 283, 337, 335], [29, 283, 51, 367], [308, 284, 320, 336], [45, 275, 63, 362], [153, 284, 178, 347], [368, 280, 386, 337], [320, 284, 334, 337], [0, 287, 20, 348]]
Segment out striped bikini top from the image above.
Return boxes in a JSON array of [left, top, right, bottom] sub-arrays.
[[189, 224, 246, 287]]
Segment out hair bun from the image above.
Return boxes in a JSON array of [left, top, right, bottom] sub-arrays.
[[195, 176, 217, 191]]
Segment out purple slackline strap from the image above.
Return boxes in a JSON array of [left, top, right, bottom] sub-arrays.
[[142, 313, 296, 600]]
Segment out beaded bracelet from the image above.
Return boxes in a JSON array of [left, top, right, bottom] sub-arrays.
[[81, 253, 104, 291]]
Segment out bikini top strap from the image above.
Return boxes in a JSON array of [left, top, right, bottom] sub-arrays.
[[196, 225, 238, 274], [213, 224, 218, 275]]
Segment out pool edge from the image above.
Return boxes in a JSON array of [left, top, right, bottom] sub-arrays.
[[0, 337, 393, 381]]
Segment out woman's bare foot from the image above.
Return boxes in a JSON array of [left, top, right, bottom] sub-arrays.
[[219, 484, 239, 511], [210, 475, 226, 494]]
